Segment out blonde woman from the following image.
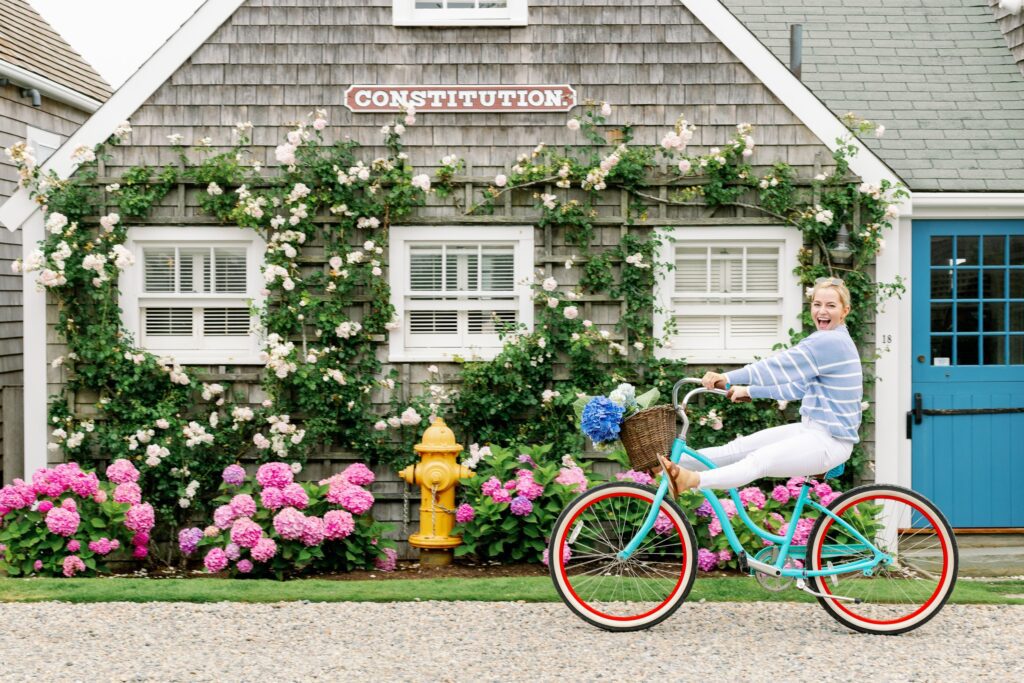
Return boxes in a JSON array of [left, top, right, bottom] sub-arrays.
[[658, 278, 862, 495]]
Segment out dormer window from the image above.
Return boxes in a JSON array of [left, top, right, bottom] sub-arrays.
[[393, 0, 528, 27]]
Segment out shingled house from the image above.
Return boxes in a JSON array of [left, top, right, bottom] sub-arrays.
[[0, 0, 111, 484], [2, 0, 1022, 559]]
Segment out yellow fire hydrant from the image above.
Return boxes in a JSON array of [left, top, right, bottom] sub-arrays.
[[398, 418, 474, 567]]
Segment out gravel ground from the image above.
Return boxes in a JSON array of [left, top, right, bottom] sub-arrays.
[[1, 601, 1021, 682]]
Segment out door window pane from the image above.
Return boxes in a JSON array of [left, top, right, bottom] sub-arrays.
[[956, 335, 979, 365], [1011, 236, 1024, 266], [984, 235, 1006, 266], [982, 335, 1005, 365], [1011, 336, 1024, 364], [956, 269, 979, 299], [931, 302, 953, 332], [1011, 302, 1024, 332], [931, 335, 952, 363], [982, 270, 1005, 298], [931, 269, 953, 299], [983, 302, 1006, 332], [956, 303, 979, 332], [1011, 270, 1024, 298], [957, 236, 980, 265], [931, 236, 953, 266]]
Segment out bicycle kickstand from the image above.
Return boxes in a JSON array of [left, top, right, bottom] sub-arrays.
[[795, 578, 863, 604]]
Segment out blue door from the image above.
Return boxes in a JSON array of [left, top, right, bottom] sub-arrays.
[[911, 220, 1024, 528]]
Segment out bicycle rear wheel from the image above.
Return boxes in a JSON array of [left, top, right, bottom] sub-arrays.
[[548, 482, 697, 632], [805, 484, 958, 635]]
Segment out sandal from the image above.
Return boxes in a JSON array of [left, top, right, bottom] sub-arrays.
[[656, 454, 699, 497]]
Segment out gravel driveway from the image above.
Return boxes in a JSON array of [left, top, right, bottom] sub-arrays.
[[1, 601, 1021, 682]]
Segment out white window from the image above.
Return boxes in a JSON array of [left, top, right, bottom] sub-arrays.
[[389, 225, 534, 361], [654, 226, 804, 364], [392, 0, 528, 26], [26, 126, 61, 164], [119, 227, 266, 365]]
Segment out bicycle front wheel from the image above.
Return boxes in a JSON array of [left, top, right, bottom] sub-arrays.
[[548, 482, 697, 632], [805, 484, 958, 635]]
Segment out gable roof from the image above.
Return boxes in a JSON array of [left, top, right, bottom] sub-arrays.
[[721, 0, 1024, 192], [0, 0, 242, 231], [0, 0, 112, 102]]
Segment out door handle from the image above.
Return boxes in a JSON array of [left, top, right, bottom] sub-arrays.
[[913, 393, 923, 425]]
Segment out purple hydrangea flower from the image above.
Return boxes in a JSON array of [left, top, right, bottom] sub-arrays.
[[222, 464, 246, 486], [509, 495, 533, 517], [697, 548, 718, 572], [178, 527, 203, 555]]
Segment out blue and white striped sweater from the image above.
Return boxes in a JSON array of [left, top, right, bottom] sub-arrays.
[[725, 325, 863, 442]]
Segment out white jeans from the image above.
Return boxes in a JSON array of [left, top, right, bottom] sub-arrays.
[[681, 420, 853, 491]]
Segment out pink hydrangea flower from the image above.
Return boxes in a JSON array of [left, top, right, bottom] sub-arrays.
[[222, 464, 246, 486], [260, 486, 284, 510], [541, 544, 572, 567], [554, 466, 587, 493], [813, 482, 833, 500], [771, 485, 790, 504], [339, 486, 374, 515], [236, 559, 254, 574], [719, 498, 737, 519], [33, 559, 43, 571], [230, 518, 263, 548], [213, 505, 236, 529], [124, 503, 155, 533], [653, 511, 673, 534], [229, 494, 257, 519], [61, 497, 77, 511], [490, 489, 512, 504], [708, 516, 723, 538], [503, 480, 517, 491], [113, 482, 142, 505], [281, 483, 309, 509], [514, 471, 544, 500], [739, 486, 766, 509], [786, 477, 806, 498], [480, 477, 503, 498], [341, 463, 375, 486], [256, 462, 293, 489], [374, 547, 397, 572], [62, 555, 86, 577], [31, 467, 68, 498], [717, 549, 733, 565], [616, 470, 655, 486], [224, 543, 241, 561], [132, 532, 149, 547], [93, 490, 108, 504], [273, 507, 307, 540], [69, 472, 100, 497], [820, 491, 840, 507], [88, 538, 119, 555], [45, 506, 80, 537], [784, 517, 816, 546], [455, 504, 475, 524], [106, 459, 140, 485], [204, 547, 228, 573], [300, 516, 325, 547], [323, 510, 355, 540], [37, 500, 54, 513], [697, 548, 717, 572], [67, 539, 80, 553], [204, 525, 220, 537], [132, 545, 148, 559], [251, 537, 277, 562]]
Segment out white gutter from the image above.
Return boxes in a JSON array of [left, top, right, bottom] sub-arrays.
[[0, 59, 104, 113], [910, 192, 1024, 218]]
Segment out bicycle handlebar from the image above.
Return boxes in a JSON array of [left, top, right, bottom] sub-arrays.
[[671, 378, 730, 440]]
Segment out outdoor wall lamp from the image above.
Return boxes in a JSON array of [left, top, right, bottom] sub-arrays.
[[828, 224, 854, 264]]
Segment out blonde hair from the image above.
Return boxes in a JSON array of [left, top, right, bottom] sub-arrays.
[[810, 278, 852, 310]]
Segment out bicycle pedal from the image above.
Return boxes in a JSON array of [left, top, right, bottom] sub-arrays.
[[827, 561, 838, 586]]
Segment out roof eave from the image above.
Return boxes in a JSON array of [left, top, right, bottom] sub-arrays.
[[0, 59, 104, 112]]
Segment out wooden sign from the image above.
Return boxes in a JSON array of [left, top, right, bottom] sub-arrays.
[[343, 85, 577, 113]]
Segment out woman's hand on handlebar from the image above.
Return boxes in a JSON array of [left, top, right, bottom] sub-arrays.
[[701, 371, 728, 390], [727, 385, 752, 403]]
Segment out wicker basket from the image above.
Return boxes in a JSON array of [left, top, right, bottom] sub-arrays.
[[619, 404, 677, 473]]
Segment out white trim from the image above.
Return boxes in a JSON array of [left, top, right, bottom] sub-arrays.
[[392, 0, 528, 27], [910, 193, 1024, 219], [0, 59, 104, 113], [679, 0, 899, 188], [119, 226, 266, 365], [653, 225, 803, 365], [0, 0, 243, 233], [388, 225, 534, 362], [23, 211, 47, 477], [26, 126, 61, 164]]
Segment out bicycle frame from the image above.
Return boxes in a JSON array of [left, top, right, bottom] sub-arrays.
[[616, 384, 892, 579]]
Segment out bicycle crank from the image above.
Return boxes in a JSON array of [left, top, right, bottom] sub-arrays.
[[796, 578, 863, 604]]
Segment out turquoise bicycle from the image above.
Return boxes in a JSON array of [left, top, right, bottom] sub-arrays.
[[548, 378, 958, 634]]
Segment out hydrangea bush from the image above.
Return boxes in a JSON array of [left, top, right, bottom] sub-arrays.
[[453, 444, 595, 563], [178, 461, 395, 579], [0, 460, 154, 577]]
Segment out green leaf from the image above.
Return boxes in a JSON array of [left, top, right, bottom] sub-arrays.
[[635, 387, 660, 411], [90, 518, 106, 529]]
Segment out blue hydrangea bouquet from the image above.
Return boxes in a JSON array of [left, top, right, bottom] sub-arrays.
[[574, 383, 677, 472]]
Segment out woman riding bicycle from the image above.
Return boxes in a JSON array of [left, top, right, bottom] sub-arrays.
[[658, 277, 862, 496]]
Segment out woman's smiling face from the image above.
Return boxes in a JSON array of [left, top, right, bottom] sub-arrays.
[[811, 287, 851, 331]]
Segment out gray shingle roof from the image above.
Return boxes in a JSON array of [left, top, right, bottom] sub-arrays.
[[721, 0, 1024, 192], [0, 0, 112, 103]]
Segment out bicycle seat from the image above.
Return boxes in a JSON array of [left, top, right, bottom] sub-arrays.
[[821, 462, 845, 480]]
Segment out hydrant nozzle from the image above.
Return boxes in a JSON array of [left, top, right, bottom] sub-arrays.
[[398, 418, 474, 566]]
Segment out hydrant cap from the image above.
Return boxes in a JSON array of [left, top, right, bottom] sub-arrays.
[[414, 418, 463, 454]]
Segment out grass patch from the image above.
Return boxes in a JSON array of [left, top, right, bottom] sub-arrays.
[[1, 576, 1021, 605]]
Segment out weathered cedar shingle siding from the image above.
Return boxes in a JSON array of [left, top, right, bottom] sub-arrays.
[[991, 0, 1024, 76], [53, 0, 864, 555]]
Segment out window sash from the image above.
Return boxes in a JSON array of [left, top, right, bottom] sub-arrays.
[[393, 0, 527, 26]]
